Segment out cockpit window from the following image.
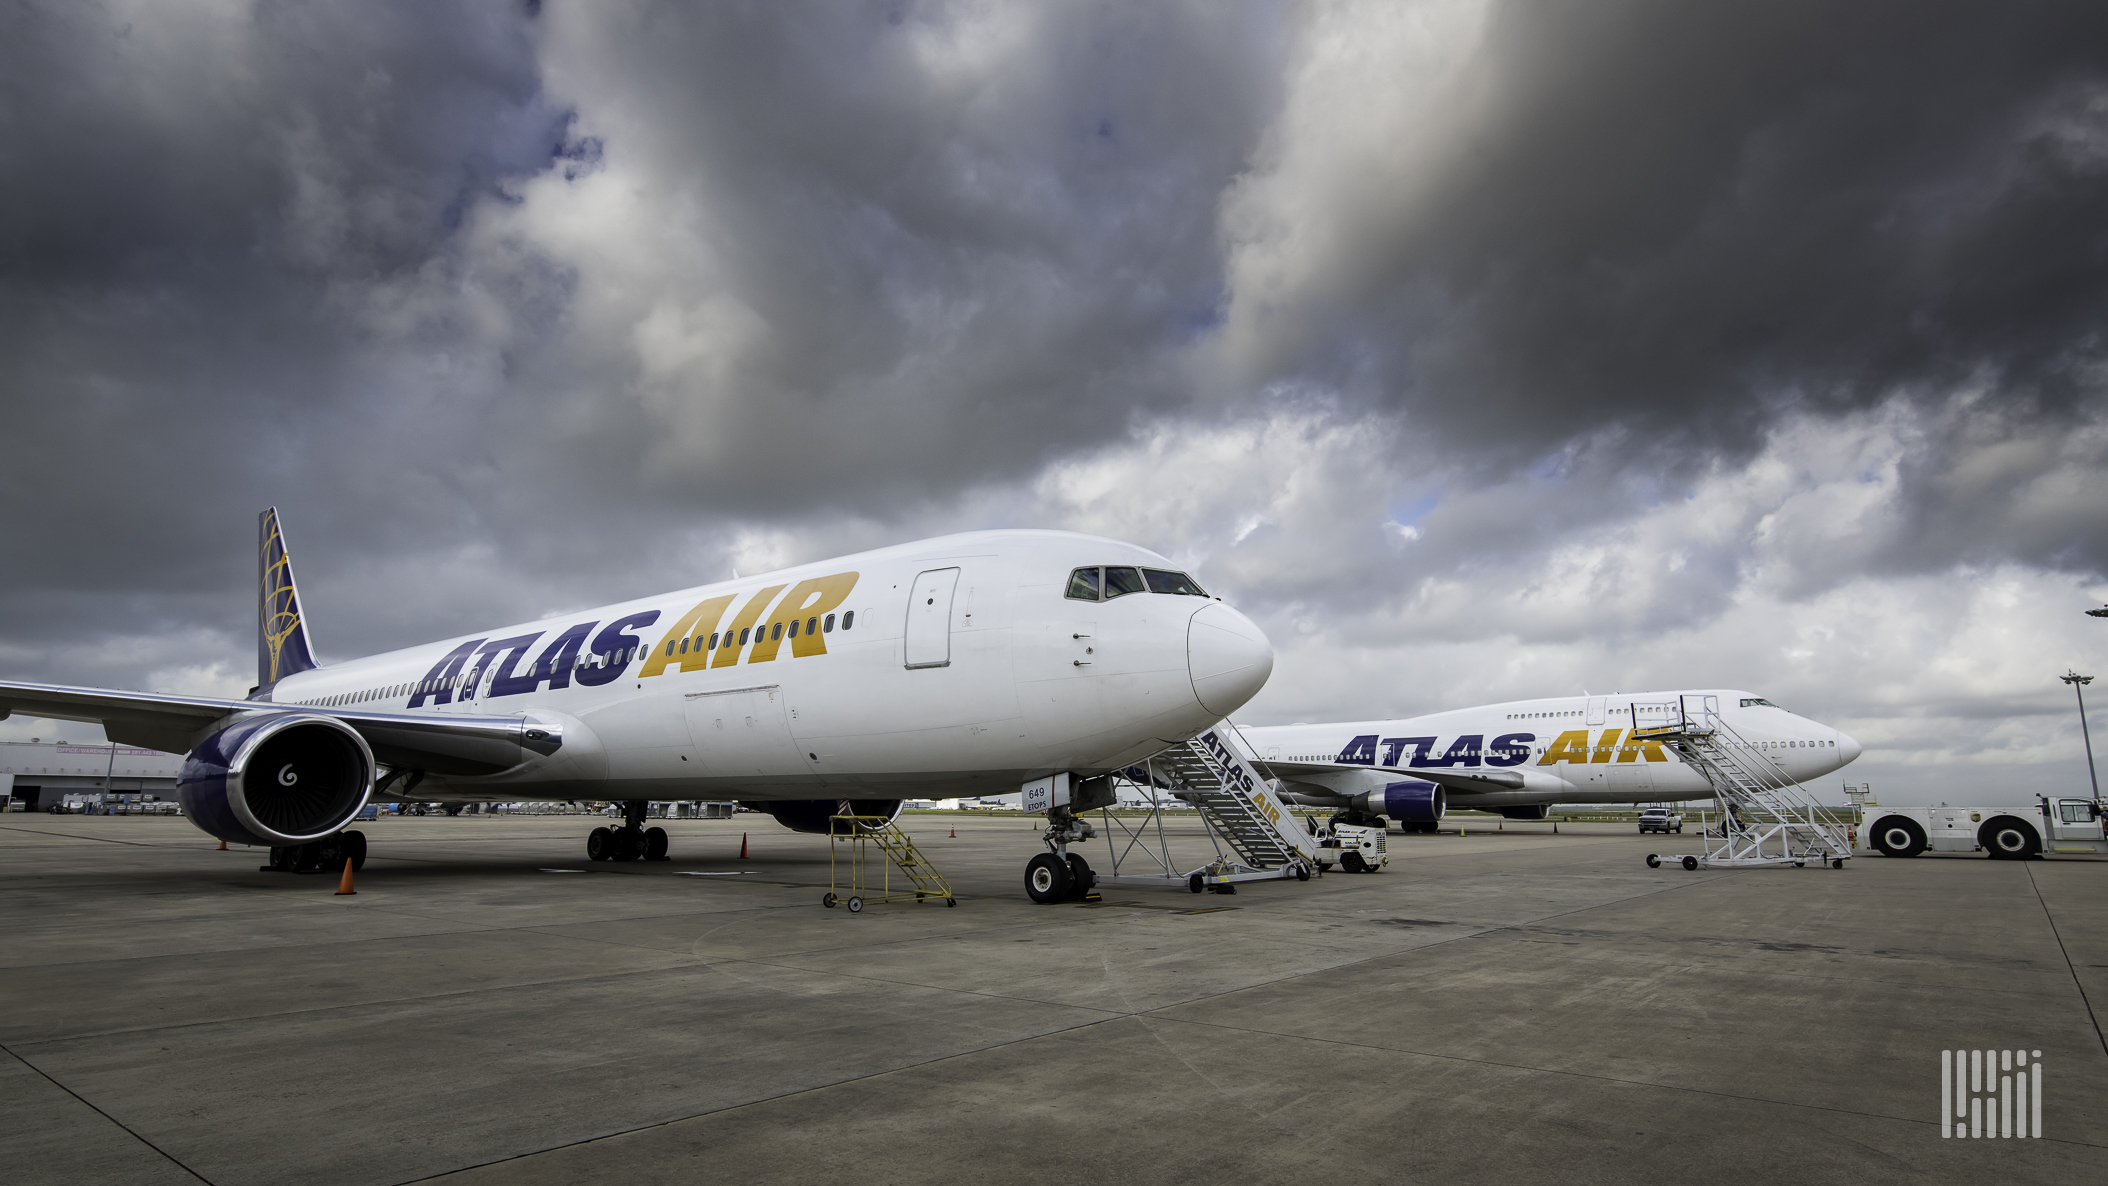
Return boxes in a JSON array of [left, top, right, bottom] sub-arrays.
[[1065, 567, 1102, 601], [1740, 698, 1779, 708], [1103, 566, 1146, 598], [1143, 568, 1208, 596]]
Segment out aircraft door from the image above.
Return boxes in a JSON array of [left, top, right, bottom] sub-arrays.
[[1586, 697, 1607, 725], [685, 685, 805, 778], [904, 567, 960, 669]]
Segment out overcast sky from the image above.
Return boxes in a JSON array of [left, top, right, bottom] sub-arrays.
[[5, 1, 2106, 801]]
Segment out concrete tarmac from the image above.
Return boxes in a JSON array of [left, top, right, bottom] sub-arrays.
[[1, 812, 2102, 1185]]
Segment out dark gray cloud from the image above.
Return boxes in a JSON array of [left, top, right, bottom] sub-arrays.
[[1, 0, 2104, 796]]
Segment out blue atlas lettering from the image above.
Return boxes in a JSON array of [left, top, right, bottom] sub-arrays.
[[408, 639, 485, 708], [575, 611, 661, 687]]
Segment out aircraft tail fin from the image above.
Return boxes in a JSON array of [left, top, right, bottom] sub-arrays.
[[257, 507, 318, 690]]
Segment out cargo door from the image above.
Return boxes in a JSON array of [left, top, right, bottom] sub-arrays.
[[904, 567, 960, 669], [685, 684, 806, 778]]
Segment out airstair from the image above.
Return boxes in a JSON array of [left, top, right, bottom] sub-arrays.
[[1029, 721, 1319, 899], [1636, 695, 1851, 870], [824, 814, 957, 913]]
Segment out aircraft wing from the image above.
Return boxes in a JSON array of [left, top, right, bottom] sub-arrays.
[[0, 680, 560, 776], [1254, 758, 1555, 795]]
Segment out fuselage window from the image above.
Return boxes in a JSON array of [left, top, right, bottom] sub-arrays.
[[787, 620, 799, 639], [739, 627, 752, 645], [1142, 568, 1208, 596], [1104, 566, 1146, 598], [1066, 567, 1102, 601], [843, 610, 855, 630], [709, 633, 720, 649], [679, 638, 689, 654], [806, 617, 818, 635], [771, 622, 784, 641], [824, 613, 836, 633]]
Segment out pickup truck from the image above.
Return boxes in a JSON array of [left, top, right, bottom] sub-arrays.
[[1638, 808, 1684, 834]]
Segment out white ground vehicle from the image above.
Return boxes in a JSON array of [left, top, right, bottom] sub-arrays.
[[1862, 795, 2108, 859], [1638, 808, 1683, 834], [1312, 822, 1388, 873]]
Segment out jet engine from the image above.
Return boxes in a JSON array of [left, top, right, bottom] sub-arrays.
[[1353, 779, 1446, 824], [743, 798, 905, 834], [177, 713, 375, 847], [1495, 804, 1552, 821]]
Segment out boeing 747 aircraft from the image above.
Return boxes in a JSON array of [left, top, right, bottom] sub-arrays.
[[0, 511, 1273, 875], [1242, 691, 1861, 828]]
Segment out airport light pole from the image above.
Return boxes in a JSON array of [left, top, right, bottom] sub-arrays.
[[2063, 671, 2099, 801]]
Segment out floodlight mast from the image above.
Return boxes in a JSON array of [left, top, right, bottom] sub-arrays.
[[2063, 671, 2099, 801]]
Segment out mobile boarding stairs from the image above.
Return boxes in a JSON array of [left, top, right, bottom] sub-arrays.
[[1021, 722, 1320, 902], [1636, 695, 1851, 871]]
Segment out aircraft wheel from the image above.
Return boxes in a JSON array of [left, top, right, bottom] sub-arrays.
[[644, 826, 669, 861], [342, 830, 368, 872], [846, 896, 863, 913], [587, 826, 613, 862], [612, 828, 644, 862], [1064, 854, 1095, 901], [1646, 854, 1661, 868], [1681, 855, 1699, 871], [1025, 853, 1071, 904]]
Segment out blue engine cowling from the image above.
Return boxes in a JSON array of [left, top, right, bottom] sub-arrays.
[[1353, 780, 1446, 823], [178, 713, 375, 846], [741, 798, 905, 835]]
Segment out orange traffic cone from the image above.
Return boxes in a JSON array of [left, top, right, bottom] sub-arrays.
[[949, 825, 955, 838], [334, 858, 357, 895], [218, 840, 227, 850], [738, 833, 748, 860]]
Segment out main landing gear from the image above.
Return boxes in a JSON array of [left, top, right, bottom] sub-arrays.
[[264, 830, 366, 873], [587, 801, 669, 863]]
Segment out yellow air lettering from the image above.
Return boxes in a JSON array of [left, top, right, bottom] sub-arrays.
[[1592, 728, 1622, 763], [1617, 733, 1671, 762], [711, 585, 787, 668], [640, 594, 736, 677], [1538, 730, 1593, 765], [751, 572, 860, 662]]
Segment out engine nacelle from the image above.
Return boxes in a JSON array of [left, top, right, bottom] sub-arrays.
[[1353, 780, 1446, 823], [178, 713, 375, 846], [742, 798, 905, 835], [1495, 804, 1552, 821]]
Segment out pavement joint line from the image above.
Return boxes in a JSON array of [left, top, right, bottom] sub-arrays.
[[387, 1008, 1150, 1186], [1130, 1013, 2108, 1150], [0, 826, 168, 847], [0, 1040, 218, 1185], [2024, 860, 2108, 1062]]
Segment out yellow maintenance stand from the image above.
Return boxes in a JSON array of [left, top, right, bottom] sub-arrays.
[[823, 814, 957, 912]]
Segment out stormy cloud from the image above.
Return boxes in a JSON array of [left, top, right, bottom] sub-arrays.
[[3, 0, 2104, 798]]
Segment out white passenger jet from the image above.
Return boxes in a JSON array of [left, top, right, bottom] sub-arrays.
[[1241, 692, 1861, 828], [0, 510, 1273, 875]]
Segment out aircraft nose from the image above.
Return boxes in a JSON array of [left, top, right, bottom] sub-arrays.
[[1836, 730, 1862, 765], [1188, 602, 1274, 716]]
